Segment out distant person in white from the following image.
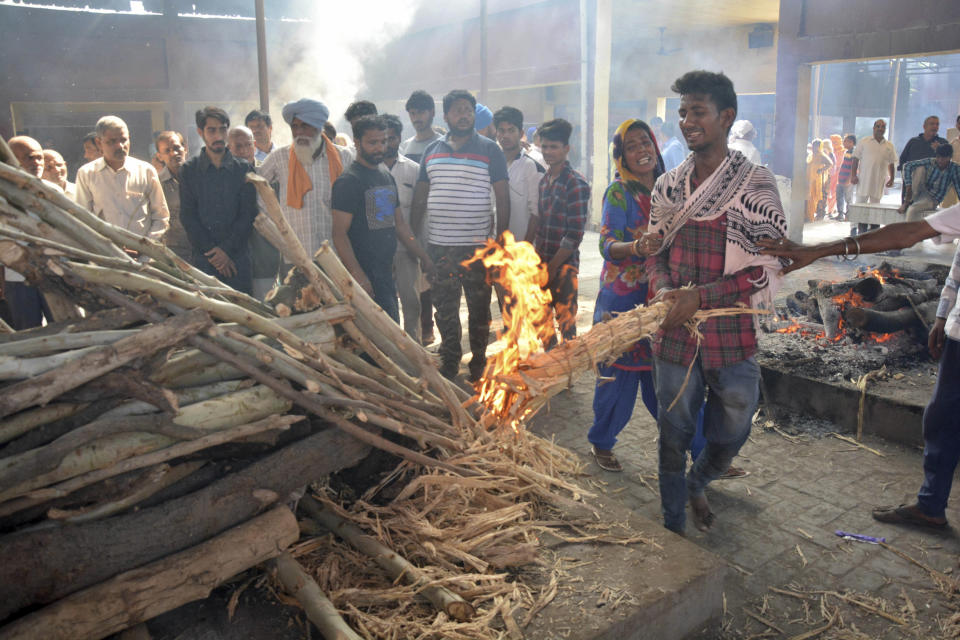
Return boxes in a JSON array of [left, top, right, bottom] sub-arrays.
[[728, 120, 762, 165], [75, 115, 169, 242], [850, 118, 897, 234]]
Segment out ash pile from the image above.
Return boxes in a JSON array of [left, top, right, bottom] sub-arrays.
[[758, 261, 948, 382]]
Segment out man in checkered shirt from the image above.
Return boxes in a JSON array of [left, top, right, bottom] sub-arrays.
[[647, 71, 787, 535]]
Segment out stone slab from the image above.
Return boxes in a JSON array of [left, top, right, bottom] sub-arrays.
[[524, 502, 728, 640]]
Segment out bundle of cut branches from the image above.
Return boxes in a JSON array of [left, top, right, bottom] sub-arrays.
[[476, 297, 768, 428]]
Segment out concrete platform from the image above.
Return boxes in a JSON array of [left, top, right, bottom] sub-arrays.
[[758, 363, 926, 447], [524, 503, 727, 640], [847, 202, 902, 226]]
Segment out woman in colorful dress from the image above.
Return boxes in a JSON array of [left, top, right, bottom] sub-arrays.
[[587, 119, 668, 471]]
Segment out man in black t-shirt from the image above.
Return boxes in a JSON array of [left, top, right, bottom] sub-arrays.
[[332, 115, 433, 323]]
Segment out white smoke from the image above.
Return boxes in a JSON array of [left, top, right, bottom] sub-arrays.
[[266, 0, 421, 143]]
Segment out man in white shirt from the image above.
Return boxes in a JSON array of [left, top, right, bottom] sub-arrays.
[[257, 98, 354, 259], [381, 114, 427, 343], [761, 206, 960, 530], [850, 118, 897, 234], [75, 116, 169, 244], [3, 136, 52, 329], [494, 106, 543, 244]]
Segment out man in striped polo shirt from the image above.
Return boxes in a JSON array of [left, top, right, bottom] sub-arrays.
[[410, 89, 510, 382]]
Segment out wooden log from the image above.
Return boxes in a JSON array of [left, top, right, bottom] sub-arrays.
[[0, 303, 145, 344], [97, 380, 252, 419], [0, 403, 87, 446], [0, 427, 370, 621], [0, 505, 300, 640], [844, 301, 938, 334], [0, 414, 301, 518], [0, 346, 102, 380], [44, 461, 205, 526], [814, 289, 843, 340], [0, 399, 122, 458], [271, 552, 363, 640], [0, 329, 139, 357], [808, 276, 883, 301], [65, 262, 323, 359], [41, 292, 81, 323], [0, 384, 289, 503], [67, 370, 179, 413], [300, 495, 476, 621], [0, 308, 213, 418], [0, 170, 130, 260]]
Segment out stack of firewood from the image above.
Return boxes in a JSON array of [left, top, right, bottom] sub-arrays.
[[0, 153, 667, 639]]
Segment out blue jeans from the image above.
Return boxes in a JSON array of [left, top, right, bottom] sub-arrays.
[[917, 338, 960, 518], [654, 354, 760, 533], [588, 364, 707, 455]]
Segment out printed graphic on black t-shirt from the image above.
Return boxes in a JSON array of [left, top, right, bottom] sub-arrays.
[[365, 185, 397, 230]]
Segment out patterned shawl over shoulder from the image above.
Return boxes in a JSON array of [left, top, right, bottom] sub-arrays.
[[648, 150, 788, 313]]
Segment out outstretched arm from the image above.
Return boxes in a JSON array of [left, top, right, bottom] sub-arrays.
[[758, 220, 939, 274]]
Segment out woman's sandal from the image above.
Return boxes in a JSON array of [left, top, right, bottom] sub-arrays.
[[591, 446, 623, 472]]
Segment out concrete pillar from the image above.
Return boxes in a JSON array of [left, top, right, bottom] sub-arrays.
[[788, 65, 811, 242], [589, 0, 612, 228], [162, 0, 187, 135]]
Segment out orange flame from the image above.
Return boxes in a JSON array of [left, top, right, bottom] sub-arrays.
[[466, 232, 553, 430]]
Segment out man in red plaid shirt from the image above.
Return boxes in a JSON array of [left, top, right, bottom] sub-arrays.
[[646, 71, 787, 535], [533, 118, 591, 345]]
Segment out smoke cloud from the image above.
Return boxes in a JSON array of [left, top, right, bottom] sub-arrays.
[[266, 0, 420, 142]]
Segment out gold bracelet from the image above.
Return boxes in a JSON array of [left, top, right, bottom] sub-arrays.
[[632, 238, 642, 257]]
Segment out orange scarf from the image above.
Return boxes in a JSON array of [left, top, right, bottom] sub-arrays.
[[286, 134, 344, 209]]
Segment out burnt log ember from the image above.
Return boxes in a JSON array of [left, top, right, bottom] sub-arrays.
[[844, 300, 938, 334], [808, 276, 883, 301]]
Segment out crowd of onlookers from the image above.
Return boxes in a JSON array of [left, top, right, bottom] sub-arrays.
[[806, 115, 960, 237], [0, 90, 591, 388]]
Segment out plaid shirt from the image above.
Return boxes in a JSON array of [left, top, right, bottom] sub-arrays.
[[648, 214, 765, 368], [534, 161, 590, 269], [903, 158, 960, 204]]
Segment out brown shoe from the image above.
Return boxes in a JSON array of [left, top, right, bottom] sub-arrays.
[[872, 504, 948, 530], [591, 446, 623, 472], [718, 466, 749, 480]]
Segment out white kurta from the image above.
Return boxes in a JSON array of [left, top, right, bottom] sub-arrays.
[[853, 136, 897, 201]]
